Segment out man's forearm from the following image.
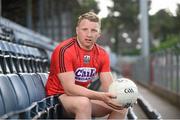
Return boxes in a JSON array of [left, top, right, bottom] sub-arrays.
[[64, 84, 104, 100]]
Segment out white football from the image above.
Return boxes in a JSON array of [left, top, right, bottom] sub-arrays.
[[108, 78, 138, 108]]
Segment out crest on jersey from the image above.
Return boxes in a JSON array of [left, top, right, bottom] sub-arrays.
[[83, 55, 90, 64]]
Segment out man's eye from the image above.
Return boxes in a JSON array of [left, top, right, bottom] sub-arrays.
[[82, 28, 88, 31], [92, 29, 98, 32]]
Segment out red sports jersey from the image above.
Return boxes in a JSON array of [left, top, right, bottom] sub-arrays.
[[45, 37, 110, 96]]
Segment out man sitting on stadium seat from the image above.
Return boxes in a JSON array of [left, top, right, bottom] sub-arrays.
[[45, 11, 127, 119]]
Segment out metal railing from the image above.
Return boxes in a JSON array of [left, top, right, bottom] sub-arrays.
[[132, 47, 180, 107]]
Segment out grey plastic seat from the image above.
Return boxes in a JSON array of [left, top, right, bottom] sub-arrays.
[[31, 73, 46, 100], [21, 46, 35, 73], [15, 44, 28, 73], [9, 43, 23, 73], [19, 73, 38, 103], [1, 41, 17, 73], [0, 74, 18, 114], [19, 73, 46, 103], [7, 74, 30, 109], [0, 94, 5, 117], [37, 73, 48, 86], [0, 41, 10, 74]]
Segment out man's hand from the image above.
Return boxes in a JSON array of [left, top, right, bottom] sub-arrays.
[[101, 92, 124, 110], [107, 101, 124, 110]]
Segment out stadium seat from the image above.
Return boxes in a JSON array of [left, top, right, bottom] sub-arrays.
[[0, 93, 5, 116], [0, 55, 3, 73], [1, 26, 15, 42], [21, 46, 34, 73], [0, 74, 18, 114], [27, 46, 42, 73], [9, 43, 23, 73], [19, 73, 46, 102], [37, 72, 48, 86], [30, 73, 46, 100], [0, 26, 7, 41], [1, 41, 17, 73], [0, 41, 10, 74], [7, 74, 30, 109], [19, 73, 39, 103], [14, 44, 28, 73]]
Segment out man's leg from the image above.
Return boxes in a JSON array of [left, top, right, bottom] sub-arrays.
[[59, 94, 92, 119], [91, 100, 128, 119], [59, 95, 127, 119]]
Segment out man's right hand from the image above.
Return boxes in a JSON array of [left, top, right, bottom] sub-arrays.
[[101, 92, 124, 110]]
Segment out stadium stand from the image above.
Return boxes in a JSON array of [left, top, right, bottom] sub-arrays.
[[0, 17, 60, 119]]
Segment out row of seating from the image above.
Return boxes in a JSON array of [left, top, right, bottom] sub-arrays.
[[0, 72, 63, 119], [0, 25, 15, 42], [0, 40, 49, 74], [0, 23, 65, 119]]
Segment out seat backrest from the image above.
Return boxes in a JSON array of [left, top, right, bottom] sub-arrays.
[[37, 73, 48, 86], [30, 73, 46, 100], [0, 93, 5, 116], [0, 61, 3, 74], [7, 74, 30, 109], [0, 74, 18, 114], [19, 73, 38, 103]]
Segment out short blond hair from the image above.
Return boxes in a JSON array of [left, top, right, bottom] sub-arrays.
[[77, 11, 101, 28]]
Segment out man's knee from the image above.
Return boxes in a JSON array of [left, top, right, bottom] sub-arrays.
[[74, 97, 92, 112]]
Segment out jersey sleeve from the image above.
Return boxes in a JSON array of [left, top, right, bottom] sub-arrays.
[[54, 47, 74, 74], [99, 52, 111, 72]]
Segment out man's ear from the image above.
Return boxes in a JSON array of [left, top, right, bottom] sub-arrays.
[[97, 33, 101, 39]]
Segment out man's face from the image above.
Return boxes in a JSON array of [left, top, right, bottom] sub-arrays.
[[76, 19, 100, 50]]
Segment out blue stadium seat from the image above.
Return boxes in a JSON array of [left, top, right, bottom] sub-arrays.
[[37, 73, 48, 86], [29, 47, 42, 72], [1, 27, 15, 42], [0, 41, 10, 74], [9, 43, 23, 73], [19, 73, 38, 103], [0, 74, 18, 114], [7, 74, 30, 109], [31, 73, 46, 100], [15, 44, 28, 73], [22, 46, 37, 73], [0, 73, 48, 119], [1, 41, 17, 73], [0, 93, 5, 116], [0, 26, 7, 41], [19, 73, 46, 103], [0, 57, 3, 73]]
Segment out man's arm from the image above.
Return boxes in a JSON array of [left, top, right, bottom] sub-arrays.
[[57, 72, 114, 101], [99, 72, 125, 109], [58, 71, 123, 110], [99, 72, 113, 92]]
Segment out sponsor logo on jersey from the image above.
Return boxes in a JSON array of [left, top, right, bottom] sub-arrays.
[[75, 67, 96, 82], [83, 55, 90, 64]]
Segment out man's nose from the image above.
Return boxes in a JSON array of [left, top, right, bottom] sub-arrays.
[[87, 30, 92, 37]]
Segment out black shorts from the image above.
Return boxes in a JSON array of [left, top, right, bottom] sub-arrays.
[[55, 94, 75, 119]]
